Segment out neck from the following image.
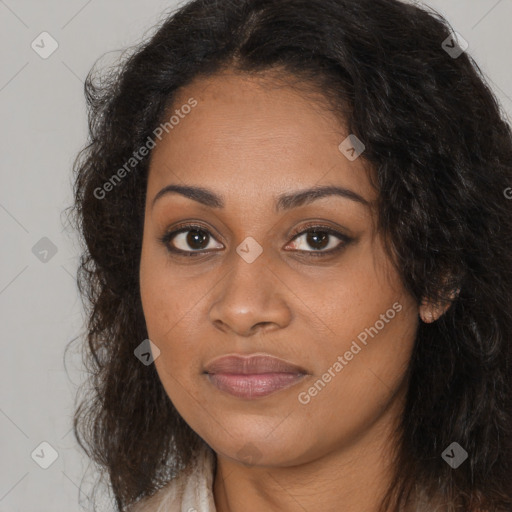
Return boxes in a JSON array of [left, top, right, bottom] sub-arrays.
[[212, 388, 406, 512]]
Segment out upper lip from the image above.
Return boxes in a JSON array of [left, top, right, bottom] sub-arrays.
[[204, 354, 307, 375]]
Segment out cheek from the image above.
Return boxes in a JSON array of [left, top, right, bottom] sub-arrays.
[[291, 245, 418, 417], [140, 277, 206, 377], [285, 241, 412, 352], [295, 291, 417, 438], [140, 243, 199, 342], [139, 247, 209, 392]]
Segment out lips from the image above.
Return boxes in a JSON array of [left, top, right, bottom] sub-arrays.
[[203, 354, 308, 399], [203, 354, 307, 375]]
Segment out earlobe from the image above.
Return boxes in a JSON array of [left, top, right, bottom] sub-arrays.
[[419, 303, 437, 323], [419, 288, 460, 323]]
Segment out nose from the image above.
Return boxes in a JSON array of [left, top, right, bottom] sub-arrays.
[[208, 251, 292, 337]]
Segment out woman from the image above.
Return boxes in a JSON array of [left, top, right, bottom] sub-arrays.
[[67, 0, 512, 510]]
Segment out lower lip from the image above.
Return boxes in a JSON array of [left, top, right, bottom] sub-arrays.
[[206, 372, 306, 399]]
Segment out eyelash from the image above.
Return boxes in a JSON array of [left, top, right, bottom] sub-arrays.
[[158, 222, 353, 259]]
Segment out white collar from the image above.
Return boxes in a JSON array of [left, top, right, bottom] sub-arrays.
[[130, 444, 217, 512]]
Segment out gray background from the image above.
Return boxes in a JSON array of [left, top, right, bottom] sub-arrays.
[[1, 1, 511, 511]]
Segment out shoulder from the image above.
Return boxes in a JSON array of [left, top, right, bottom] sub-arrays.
[[128, 444, 217, 512]]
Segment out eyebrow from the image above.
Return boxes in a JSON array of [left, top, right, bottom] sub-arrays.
[[151, 184, 370, 212]]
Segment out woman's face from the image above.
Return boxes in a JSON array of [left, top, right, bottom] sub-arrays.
[[140, 70, 420, 467]]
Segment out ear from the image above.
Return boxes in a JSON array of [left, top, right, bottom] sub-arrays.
[[419, 288, 460, 323]]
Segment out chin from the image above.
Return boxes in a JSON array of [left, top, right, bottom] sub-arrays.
[[205, 429, 309, 468]]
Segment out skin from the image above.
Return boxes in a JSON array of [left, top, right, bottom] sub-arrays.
[[139, 69, 449, 512]]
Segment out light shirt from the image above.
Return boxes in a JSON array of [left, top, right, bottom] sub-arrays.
[[129, 444, 217, 512]]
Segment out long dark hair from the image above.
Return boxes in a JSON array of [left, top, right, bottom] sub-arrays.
[[65, 0, 512, 510]]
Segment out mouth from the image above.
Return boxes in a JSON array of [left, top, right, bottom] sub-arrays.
[[205, 372, 307, 399], [203, 354, 308, 399]]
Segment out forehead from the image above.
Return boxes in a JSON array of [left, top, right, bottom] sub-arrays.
[[147, 70, 376, 206]]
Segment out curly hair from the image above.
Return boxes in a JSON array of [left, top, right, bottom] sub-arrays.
[[65, 0, 512, 510]]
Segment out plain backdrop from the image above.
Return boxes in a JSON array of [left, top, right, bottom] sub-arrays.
[[1, 1, 511, 511]]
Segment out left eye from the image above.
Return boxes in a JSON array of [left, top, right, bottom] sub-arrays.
[[286, 228, 349, 253]]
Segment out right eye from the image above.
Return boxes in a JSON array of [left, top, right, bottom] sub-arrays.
[[158, 224, 224, 256]]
